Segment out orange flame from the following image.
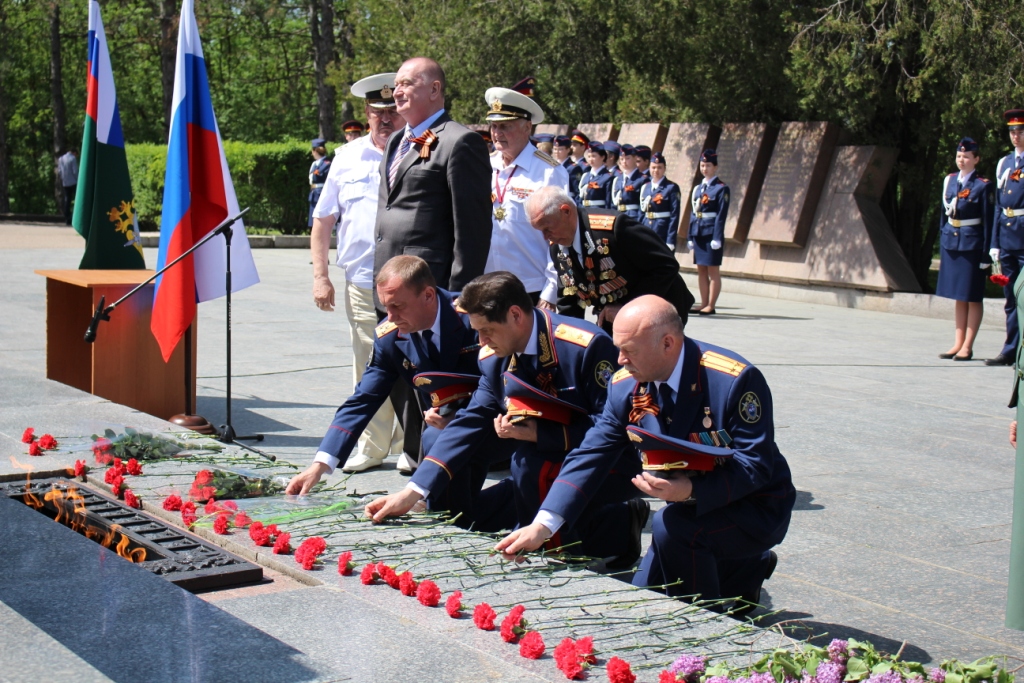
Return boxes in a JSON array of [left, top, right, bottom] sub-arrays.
[[22, 474, 43, 510], [9, 456, 34, 472], [114, 532, 146, 563]]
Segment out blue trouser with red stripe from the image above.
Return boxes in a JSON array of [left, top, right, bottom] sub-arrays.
[[511, 447, 639, 559], [632, 502, 780, 602]]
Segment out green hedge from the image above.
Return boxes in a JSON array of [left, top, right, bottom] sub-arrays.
[[125, 140, 338, 234]]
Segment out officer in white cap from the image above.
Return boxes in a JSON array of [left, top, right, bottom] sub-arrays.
[[483, 78, 568, 308]]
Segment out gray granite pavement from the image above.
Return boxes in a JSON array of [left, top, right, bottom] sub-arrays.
[[2, 223, 1022, 680]]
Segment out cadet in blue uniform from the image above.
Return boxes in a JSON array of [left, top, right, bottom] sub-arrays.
[[554, 135, 583, 204], [612, 145, 649, 222], [604, 140, 623, 190], [635, 146, 652, 177], [497, 295, 794, 615], [367, 272, 647, 564], [287, 256, 513, 530], [687, 149, 730, 315], [578, 142, 614, 209], [988, 109, 1024, 366], [936, 138, 993, 361], [641, 152, 681, 248], [308, 138, 331, 228]]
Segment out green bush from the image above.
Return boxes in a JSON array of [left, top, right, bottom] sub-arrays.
[[125, 140, 337, 234]]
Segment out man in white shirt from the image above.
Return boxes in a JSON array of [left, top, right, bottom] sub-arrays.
[[311, 73, 409, 473], [482, 79, 566, 308]]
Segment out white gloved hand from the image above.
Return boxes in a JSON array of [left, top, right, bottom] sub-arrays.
[[991, 248, 1001, 262], [980, 261, 990, 270], [687, 241, 695, 250], [710, 240, 722, 250]]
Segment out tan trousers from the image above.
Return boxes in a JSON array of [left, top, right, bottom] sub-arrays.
[[344, 280, 404, 458]]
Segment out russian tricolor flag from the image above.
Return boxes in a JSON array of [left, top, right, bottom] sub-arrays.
[[152, 0, 259, 362]]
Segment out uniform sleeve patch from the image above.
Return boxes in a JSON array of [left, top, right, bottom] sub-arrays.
[[533, 149, 558, 167], [739, 391, 762, 423], [588, 214, 615, 231], [594, 360, 615, 389], [375, 321, 398, 338], [700, 351, 747, 376], [479, 345, 496, 360], [554, 323, 595, 347], [612, 368, 632, 383]]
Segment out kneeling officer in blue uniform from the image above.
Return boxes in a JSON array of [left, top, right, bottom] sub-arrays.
[[496, 295, 795, 614], [366, 272, 647, 565], [286, 255, 514, 530]]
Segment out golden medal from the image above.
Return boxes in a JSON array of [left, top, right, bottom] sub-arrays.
[[703, 407, 713, 429], [494, 206, 507, 221]]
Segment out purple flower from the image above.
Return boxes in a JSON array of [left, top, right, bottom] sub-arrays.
[[749, 673, 778, 683], [817, 661, 845, 683], [867, 671, 903, 683], [706, 677, 731, 683], [669, 655, 708, 678], [929, 670, 946, 683], [828, 640, 849, 662]]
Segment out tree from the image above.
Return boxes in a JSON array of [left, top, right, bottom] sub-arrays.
[[309, 0, 337, 140], [50, 1, 68, 209]]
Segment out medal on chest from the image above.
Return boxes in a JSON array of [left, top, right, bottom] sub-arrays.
[[493, 166, 518, 222]]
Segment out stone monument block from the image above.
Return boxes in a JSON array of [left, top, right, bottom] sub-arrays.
[[748, 121, 840, 248], [663, 123, 721, 232], [617, 123, 668, 152], [715, 123, 778, 244], [577, 123, 618, 143], [533, 123, 569, 136]]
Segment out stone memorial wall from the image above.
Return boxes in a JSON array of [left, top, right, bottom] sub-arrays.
[[533, 123, 569, 136], [577, 123, 618, 143], [715, 123, 777, 244], [662, 123, 721, 230], [617, 123, 668, 152]]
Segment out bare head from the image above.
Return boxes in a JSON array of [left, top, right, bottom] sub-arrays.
[[457, 272, 534, 358], [613, 296, 685, 383], [526, 186, 578, 246], [375, 255, 438, 334], [394, 57, 446, 126]]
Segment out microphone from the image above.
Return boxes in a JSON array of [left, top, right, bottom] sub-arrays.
[[84, 296, 110, 343]]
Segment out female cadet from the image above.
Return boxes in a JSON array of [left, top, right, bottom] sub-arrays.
[[577, 141, 614, 209], [687, 149, 729, 315], [936, 137, 994, 360], [308, 138, 331, 228], [640, 152, 681, 248]]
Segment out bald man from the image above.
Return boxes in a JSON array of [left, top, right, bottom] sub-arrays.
[[496, 295, 795, 617]]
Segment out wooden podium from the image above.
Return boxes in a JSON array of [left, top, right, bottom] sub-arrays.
[[35, 270, 196, 420]]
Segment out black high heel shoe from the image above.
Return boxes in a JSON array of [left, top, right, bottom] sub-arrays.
[[938, 352, 957, 359], [953, 352, 973, 361]]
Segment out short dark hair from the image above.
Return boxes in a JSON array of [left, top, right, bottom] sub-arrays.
[[376, 255, 436, 292], [458, 272, 532, 323]]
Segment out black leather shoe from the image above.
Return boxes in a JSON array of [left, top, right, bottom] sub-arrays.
[[606, 498, 651, 570], [938, 352, 957, 359], [985, 354, 1014, 366], [731, 550, 778, 619], [953, 352, 973, 361], [698, 309, 717, 316]]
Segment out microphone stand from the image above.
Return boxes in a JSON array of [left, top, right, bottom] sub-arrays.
[[84, 207, 275, 462]]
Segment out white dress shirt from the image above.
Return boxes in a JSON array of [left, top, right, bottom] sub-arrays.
[[485, 143, 568, 302]]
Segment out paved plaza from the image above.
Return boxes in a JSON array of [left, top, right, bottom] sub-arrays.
[[1, 222, 1022, 679]]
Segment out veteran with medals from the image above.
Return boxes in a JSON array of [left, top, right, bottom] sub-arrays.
[[483, 78, 567, 307], [527, 186, 695, 333], [496, 296, 795, 616]]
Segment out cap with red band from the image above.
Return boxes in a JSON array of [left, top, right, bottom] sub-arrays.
[[502, 372, 586, 425], [625, 425, 733, 472]]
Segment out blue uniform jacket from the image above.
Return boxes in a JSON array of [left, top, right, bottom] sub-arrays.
[[543, 337, 795, 542], [317, 289, 481, 465], [993, 153, 1024, 252], [578, 166, 614, 209], [411, 309, 624, 496], [641, 180, 682, 246], [939, 171, 993, 255], [309, 157, 331, 202], [613, 169, 650, 221], [565, 158, 584, 202], [687, 178, 730, 244]]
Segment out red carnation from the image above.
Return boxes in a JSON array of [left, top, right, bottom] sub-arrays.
[[110, 475, 125, 497], [606, 657, 636, 683], [163, 494, 183, 511], [125, 458, 143, 476], [204, 498, 220, 515], [266, 524, 280, 537], [397, 571, 417, 596], [273, 532, 292, 554], [992, 273, 1011, 287], [249, 521, 271, 546], [295, 537, 327, 570], [27, 441, 42, 456], [38, 434, 58, 450], [73, 460, 87, 478], [445, 591, 464, 618], [92, 441, 113, 465], [473, 603, 497, 631], [554, 638, 585, 680], [213, 514, 230, 534], [221, 500, 238, 511], [360, 563, 377, 585], [576, 636, 596, 664], [194, 470, 214, 485], [416, 579, 440, 606], [337, 551, 354, 576], [233, 512, 252, 528], [124, 489, 141, 509], [181, 501, 197, 527], [659, 672, 679, 683], [21, 427, 34, 443], [379, 563, 400, 589], [500, 604, 527, 643], [519, 631, 545, 659]]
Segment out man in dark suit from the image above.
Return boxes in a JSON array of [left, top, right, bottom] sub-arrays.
[[527, 185, 695, 332], [374, 57, 492, 306]]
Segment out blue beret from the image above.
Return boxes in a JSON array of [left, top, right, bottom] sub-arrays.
[[650, 151, 666, 165], [634, 145, 652, 161], [604, 140, 621, 155], [553, 135, 572, 147], [534, 133, 554, 144], [700, 149, 718, 164], [957, 137, 979, 153], [311, 138, 326, 148]]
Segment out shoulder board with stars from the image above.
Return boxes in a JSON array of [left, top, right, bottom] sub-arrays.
[[479, 345, 496, 360], [700, 351, 747, 377], [612, 368, 632, 383], [375, 321, 398, 338], [588, 214, 615, 231], [533, 149, 558, 167], [554, 323, 594, 347]]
